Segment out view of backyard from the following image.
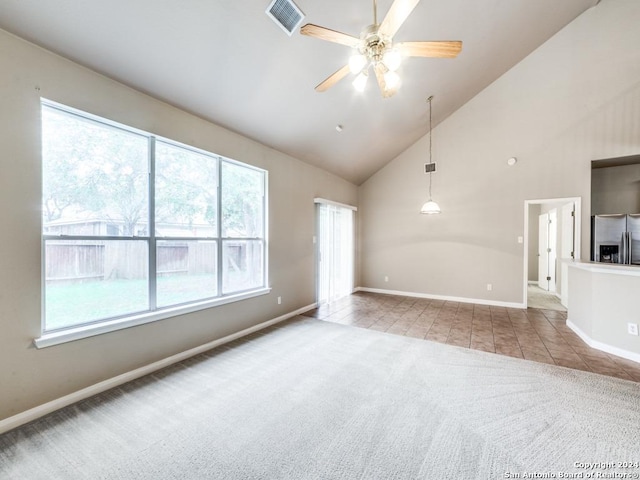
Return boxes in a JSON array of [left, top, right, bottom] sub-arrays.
[[45, 274, 215, 331], [41, 102, 266, 332]]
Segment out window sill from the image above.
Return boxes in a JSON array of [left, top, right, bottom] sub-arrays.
[[34, 287, 271, 349]]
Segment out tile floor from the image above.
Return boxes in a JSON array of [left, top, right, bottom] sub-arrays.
[[301, 291, 640, 382]]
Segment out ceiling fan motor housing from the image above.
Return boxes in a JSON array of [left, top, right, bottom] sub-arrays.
[[360, 24, 391, 64]]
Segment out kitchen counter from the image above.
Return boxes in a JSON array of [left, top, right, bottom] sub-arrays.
[[568, 259, 640, 276], [567, 260, 640, 363]]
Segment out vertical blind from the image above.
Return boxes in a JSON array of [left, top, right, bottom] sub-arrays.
[[315, 199, 356, 304]]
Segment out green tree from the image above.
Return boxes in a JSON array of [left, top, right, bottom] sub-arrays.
[[42, 107, 148, 235], [42, 106, 263, 238], [155, 141, 218, 234], [221, 162, 264, 238]]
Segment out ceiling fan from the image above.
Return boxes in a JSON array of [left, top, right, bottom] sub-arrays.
[[300, 0, 462, 98]]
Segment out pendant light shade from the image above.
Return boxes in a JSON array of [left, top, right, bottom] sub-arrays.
[[420, 95, 441, 215], [420, 199, 441, 215]]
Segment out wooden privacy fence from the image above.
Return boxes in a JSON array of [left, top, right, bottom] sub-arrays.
[[46, 241, 216, 283]]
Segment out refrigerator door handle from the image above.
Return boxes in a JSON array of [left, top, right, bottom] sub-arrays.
[[622, 231, 631, 264], [629, 231, 633, 264]]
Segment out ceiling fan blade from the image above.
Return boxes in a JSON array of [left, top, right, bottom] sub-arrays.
[[315, 64, 351, 92], [396, 41, 463, 58], [378, 0, 421, 38], [300, 24, 360, 47], [374, 63, 396, 98]]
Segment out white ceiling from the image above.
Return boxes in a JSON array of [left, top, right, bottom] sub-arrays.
[[0, 0, 597, 184]]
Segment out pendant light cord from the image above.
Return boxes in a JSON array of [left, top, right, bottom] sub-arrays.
[[428, 95, 433, 199]]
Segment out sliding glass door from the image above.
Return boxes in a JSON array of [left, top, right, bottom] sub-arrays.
[[316, 200, 355, 305]]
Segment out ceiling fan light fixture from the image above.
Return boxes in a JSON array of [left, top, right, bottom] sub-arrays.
[[353, 70, 369, 92], [383, 70, 401, 90], [300, 0, 462, 98], [349, 53, 368, 74], [382, 49, 401, 71]]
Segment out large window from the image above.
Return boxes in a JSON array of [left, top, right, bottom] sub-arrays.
[[41, 100, 267, 334]]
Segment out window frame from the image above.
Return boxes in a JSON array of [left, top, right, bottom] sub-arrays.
[[36, 99, 269, 348]]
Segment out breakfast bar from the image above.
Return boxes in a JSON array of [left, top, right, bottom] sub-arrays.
[[567, 260, 640, 363]]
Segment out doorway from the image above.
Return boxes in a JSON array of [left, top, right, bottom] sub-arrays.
[[315, 199, 356, 305], [523, 198, 581, 309]]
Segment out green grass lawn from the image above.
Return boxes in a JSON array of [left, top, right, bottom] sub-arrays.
[[45, 274, 218, 331]]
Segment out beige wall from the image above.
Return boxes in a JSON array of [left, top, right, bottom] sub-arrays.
[[0, 30, 357, 421], [568, 265, 640, 356], [359, 0, 640, 305], [592, 163, 640, 215]]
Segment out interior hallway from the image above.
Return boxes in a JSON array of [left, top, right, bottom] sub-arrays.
[[302, 291, 640, 382], [527, 284, 566, 311]]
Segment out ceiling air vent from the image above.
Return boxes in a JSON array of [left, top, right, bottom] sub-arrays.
[[266, 0, 305, 36]]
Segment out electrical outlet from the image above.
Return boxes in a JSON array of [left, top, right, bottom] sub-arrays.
[[487, 284, 492, 291], [277, 296, 282, 305], [384, 276, 389, 282], [628, 323, 639, 336]]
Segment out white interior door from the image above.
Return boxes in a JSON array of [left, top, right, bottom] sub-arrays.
[[538, 211, 558, 292], [538, 213, 550, 290], [560, 202, 575, 306], [560, 203, 575, 259], [548, 209, 557, 293], [317, 202, 354, 305]]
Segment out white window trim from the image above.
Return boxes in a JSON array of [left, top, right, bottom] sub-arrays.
[[313, 198, 357, 211], [38, 99, 269, 347]]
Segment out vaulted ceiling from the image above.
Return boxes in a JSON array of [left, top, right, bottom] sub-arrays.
[[0, 0, 598, 184]]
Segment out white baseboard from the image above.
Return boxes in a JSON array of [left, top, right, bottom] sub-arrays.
[[0, 303, 317, 436], [355, 287, 525, 309], [566, 319, 640, 364]]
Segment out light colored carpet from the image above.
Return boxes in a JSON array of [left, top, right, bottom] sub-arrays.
[[1, 317, 639, 479]]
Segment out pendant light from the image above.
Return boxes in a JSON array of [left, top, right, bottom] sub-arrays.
[[420, 95, 441, 214]]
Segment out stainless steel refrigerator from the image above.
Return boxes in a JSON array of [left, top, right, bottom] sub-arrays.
[[591, 214, 640, 264]]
